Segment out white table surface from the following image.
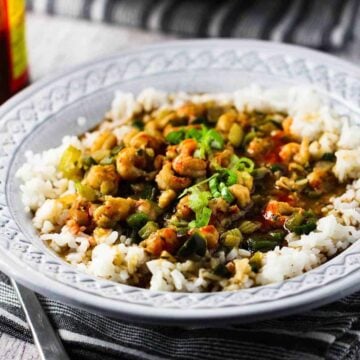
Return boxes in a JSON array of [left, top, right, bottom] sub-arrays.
[[2, 11, 360, 360], [27, 13, 175, 81]]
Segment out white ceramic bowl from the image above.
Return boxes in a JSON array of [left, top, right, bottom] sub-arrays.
[[2, 40, 360, 325]]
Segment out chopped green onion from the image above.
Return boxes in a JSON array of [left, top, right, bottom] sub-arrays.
[[220, 228, 242, 248], [132, 118, 144, 130], [167, 126, 224, 158], [230, 155, 254, 173], [247, 236, 278, 252], [177, 232, 207, 258], [165, 129, 186, 145], [189, 207, 212, 228], [239, 220, 261, 234], [213, 264, 232, 278], [110, 145, 124, 156], [138, 221, 159, 239], [321, 152, 336, 162], [175, 227, 189, 237], [223, 169, 238, 186], [209, 171, 237, 201], [81, 155, 96, 170], [168, 219, 189, 236], [268, 229, 286, 242], [243, 131, 257, 145], [238, 157, 255, 173], [185, 128, 203, 141], [138, 183, 157, 201], [206, 128, 224, 150], [284, 212, 304, 232], [219, 182, 234, 203], [126, 212, 149, 229], [304, 189, 323, 199], [189, 190, 211, 212], [192, 126, 224, 159], [187, 187, 213, 229], [285, 211, 317, 235], [178, 173, 219, 198], [209, 177, 221, 198], [293, 221, 317, 235]]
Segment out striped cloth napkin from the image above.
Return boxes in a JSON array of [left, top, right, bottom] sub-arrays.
[[1, 271, 360, 359], [26, 0, 359, 50]]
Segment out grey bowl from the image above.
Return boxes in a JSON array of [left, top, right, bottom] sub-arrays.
[[1, 40, 360, 325]]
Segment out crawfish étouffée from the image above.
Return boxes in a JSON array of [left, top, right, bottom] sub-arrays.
[[58, 101, 344, 277]]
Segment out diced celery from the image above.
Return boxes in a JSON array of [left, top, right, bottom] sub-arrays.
[[58, 146, 83, 180]]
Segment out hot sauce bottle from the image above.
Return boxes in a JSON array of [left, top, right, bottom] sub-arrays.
[[0, 0, 29, 105]]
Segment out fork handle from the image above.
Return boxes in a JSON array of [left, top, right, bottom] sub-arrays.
[[11, 279, 70, 360]]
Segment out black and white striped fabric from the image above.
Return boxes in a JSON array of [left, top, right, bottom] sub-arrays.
[[26, 0, 360, 50], [0, 272, 360, 359]]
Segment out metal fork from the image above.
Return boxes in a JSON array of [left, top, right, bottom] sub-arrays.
[[11, 279, 70, 360]]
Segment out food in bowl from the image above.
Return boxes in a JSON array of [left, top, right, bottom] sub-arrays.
[[17, 86, 360, 292]]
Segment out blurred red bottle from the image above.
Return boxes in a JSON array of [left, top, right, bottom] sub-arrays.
[[0, 0, 29, 105]]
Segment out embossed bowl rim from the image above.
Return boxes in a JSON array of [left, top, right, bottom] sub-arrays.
[[2, 39, 360, 325]]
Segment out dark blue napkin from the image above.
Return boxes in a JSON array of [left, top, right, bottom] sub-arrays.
[[26, 0, 359, 50]]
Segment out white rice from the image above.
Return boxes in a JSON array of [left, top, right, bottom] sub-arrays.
[[309, 132, 339, 159], [15, 86, 360, 292], [334, 149, 360, 182]]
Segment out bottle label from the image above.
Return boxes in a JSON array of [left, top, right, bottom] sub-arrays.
[[0, 0, 29, 99], [7, 0, 28, 80]]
